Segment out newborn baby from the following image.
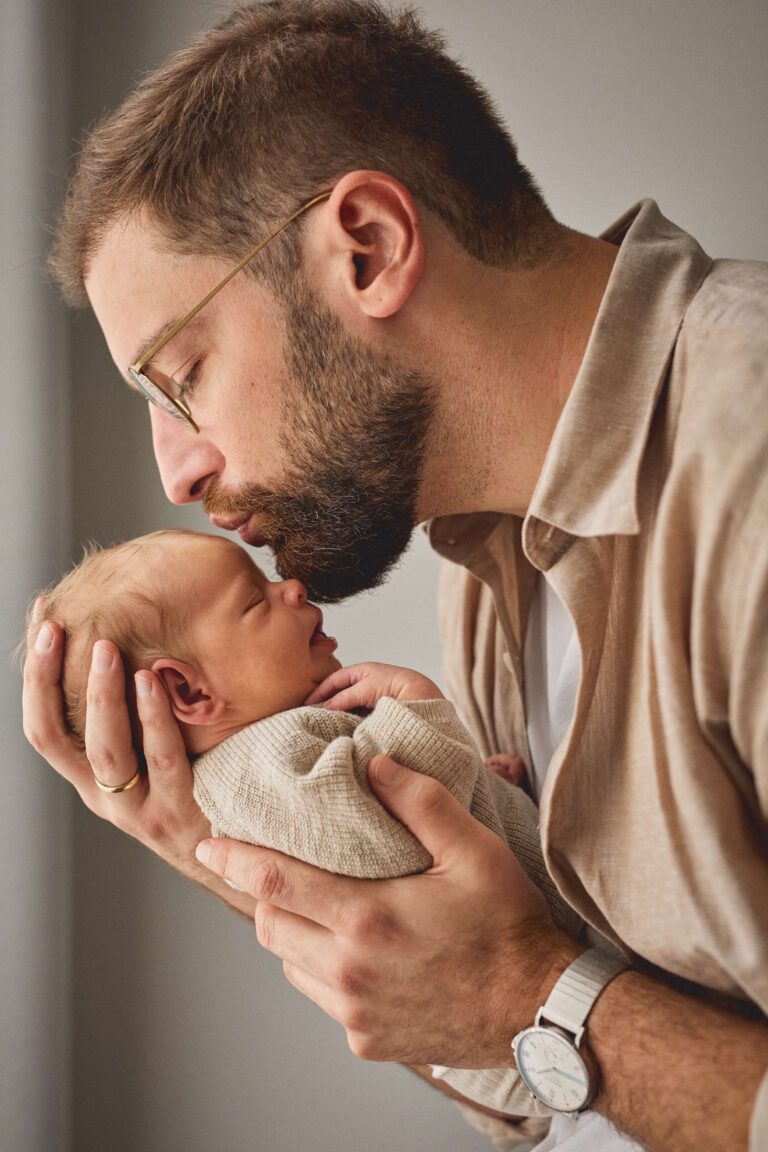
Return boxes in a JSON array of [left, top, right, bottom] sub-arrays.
[[27, 528, 581, 1122]]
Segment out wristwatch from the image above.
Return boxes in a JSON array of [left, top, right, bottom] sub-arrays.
[[512, 946, 628, 1114]]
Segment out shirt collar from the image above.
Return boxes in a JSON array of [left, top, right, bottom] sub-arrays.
[[428, 199, 713, 565], [528, 198, 712, 538]]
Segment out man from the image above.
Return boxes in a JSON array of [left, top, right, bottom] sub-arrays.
[[23, 2, 768, 1150]]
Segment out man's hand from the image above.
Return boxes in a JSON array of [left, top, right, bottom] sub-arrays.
[[22, 606, 254, 916], [195, 753, 578, 1066], [304, 662, 443, 711], [195, 753, 768, 1152]]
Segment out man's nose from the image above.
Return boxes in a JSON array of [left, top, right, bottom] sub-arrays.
[[279, 579, 308, 608], [150, 407, 224, 504]]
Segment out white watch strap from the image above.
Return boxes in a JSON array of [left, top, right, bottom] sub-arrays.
[[538, 947, 628, 1041]]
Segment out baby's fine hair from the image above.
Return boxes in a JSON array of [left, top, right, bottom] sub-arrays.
[[23, 529, 199, 750]]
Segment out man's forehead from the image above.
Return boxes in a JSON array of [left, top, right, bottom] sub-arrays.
[[88, 213, 178, 290], [85, 215, 223, 369]]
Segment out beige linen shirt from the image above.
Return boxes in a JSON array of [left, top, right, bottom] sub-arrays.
[[430, 200, 768, 1148]]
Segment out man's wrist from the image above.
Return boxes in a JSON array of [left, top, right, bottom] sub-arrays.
[[512, 946, 630, 1113], [500, 925, 583, 1051], [572, 962, 767, 1151]]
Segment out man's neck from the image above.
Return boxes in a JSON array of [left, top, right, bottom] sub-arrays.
[[413, 225, 619, 521]]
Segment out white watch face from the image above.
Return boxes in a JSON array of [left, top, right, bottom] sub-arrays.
[[514, 1027, 591, 1113]]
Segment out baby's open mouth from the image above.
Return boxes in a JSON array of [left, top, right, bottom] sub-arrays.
[[310, 617, 337, 651]]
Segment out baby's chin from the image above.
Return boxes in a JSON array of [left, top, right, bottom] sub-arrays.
[[306, 653, 342, 695]]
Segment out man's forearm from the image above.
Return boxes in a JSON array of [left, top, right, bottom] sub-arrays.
[[590, 966, 768, 1152]]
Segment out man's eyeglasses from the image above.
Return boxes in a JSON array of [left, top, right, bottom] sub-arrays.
[[127, 190, 332, 433]]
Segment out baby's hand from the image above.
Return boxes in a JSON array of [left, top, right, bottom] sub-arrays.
[[483, 752, 526, 786], [304, 662, 443, 712]]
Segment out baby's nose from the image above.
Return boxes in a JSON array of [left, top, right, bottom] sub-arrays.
[[281, 579, 308, 607]]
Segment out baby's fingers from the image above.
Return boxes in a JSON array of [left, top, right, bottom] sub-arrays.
[[304, 665, 363, 705], [483, 753, 526, 786], [313, 684, 375, 712]]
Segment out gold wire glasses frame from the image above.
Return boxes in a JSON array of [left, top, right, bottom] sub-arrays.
[[127, 190, 333, 433]]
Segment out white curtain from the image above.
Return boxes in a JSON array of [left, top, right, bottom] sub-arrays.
[[0, 2, 73, 1149]]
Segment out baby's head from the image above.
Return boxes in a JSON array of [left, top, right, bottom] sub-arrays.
[[26, 530, 342, 757]]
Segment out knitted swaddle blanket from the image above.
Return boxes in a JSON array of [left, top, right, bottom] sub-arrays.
[[193, 696, 580, 1120]]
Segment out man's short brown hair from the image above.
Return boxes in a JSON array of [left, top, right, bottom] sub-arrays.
[[50, 0, 557, 305]]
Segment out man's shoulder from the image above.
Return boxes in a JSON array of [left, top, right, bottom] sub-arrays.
[[673, 257, 768, 453], [685, 255, 768, 333], [661, 260, 768, 594]]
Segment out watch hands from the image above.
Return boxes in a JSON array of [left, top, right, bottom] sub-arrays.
[[539, 1067, 583, 1086]]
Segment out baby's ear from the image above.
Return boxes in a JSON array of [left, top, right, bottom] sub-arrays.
[[150, 659, 226, 727]]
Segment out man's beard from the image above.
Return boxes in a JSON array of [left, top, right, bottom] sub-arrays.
[[203, 280, 435, 603]]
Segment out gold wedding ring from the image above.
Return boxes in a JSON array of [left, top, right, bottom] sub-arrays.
[[93, 768, 142, 794]]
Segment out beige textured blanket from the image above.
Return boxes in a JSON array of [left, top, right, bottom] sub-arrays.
[[193, 696, 580, 1123]]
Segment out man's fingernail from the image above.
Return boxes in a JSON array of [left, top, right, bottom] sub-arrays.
[[372, 756, 402, 786], [35, 624, 53, 653], [135, 673, 152, 699], [196, 841, 212, 866], [92, 643, 113, 672]]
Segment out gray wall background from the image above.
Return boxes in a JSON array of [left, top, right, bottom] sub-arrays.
[[2, 2, 766, 1151]]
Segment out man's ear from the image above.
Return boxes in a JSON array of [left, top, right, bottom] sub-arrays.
[[316, 171, 425, 319], [150, 658, 226, 727]]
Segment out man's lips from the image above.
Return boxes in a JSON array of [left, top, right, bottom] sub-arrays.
[[209, 513, 266, 548], [237, 521, 267, 547]]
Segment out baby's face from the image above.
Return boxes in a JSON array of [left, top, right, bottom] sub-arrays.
[[164, 534, 341, 722]]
